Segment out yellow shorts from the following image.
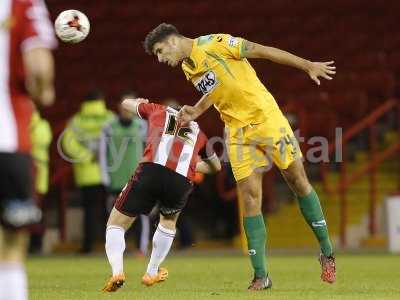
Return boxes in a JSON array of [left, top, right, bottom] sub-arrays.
[[226, 110, 302, 181]]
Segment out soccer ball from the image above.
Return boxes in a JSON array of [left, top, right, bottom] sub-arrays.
[[54, 10, 90, 43]]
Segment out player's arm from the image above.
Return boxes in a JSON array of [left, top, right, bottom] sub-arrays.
[[177, 94, 213, 124], [23, 47, 55, 106], [241, 40, 336, 85], [121, 98, 149, 116], [195, 154, 221, 174], [21, 0, 57, 106]]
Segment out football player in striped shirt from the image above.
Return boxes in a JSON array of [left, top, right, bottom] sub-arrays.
[[102, 98, 221, 292]]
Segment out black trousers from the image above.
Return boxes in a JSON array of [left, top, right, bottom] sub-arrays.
[[80, 185, 106, 252]]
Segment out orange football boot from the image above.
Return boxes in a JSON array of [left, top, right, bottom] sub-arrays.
[[141, 268, 168, 287], [102, 273, 125, 292]]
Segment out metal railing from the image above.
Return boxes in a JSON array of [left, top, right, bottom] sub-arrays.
[[320, 98, 400, 247]]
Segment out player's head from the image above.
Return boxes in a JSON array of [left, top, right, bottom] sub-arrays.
[[120, 90, 137, 102], [144, 23, 186, 67], [118, 102, 135, 121], [84, 90, 104, 102], [162, 98, 181, 111]]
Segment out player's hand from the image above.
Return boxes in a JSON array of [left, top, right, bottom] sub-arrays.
[[121, 98, 149, 112], [306, 61, 336, 85], [38, 87, 55, 107], [177, 105, 199, 125]]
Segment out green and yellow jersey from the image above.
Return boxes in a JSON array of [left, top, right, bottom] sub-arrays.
[[181, 33, 279, 128]]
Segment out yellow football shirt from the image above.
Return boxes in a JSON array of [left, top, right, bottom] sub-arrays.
[[181, 34, 280, 128]]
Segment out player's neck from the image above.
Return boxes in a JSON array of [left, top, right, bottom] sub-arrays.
[[180, 37, 194, 58]]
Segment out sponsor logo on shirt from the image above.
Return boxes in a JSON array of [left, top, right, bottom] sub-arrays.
[[228, 36, 238, 47], [195, 71, 218, 95]]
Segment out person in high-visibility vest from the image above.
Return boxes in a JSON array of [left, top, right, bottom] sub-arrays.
[[61, 91, 114, 253], [29, 111, 52, 253]]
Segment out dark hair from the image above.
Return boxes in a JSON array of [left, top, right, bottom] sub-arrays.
[[144, 23, 180, 55], [168, 103, 182, 111], [120, 90, 137, 100], [85, 90, 104, 101]]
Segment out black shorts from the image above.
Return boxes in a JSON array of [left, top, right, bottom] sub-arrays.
[[0, 153, 32, 202], [0, 153, 40, 228], [115, 163, 193, 217]]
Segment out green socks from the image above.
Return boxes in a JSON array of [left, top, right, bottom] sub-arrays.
[[244, 215, 267, 278], [298, 189, 333, 256], [242, 190, 332, 278]]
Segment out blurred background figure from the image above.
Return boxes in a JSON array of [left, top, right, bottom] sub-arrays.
[[100, 91, 150, 256], [61, 90, 114, 253], [0, 0, 56, 299], [215, 162, 238, 240], [29, 109, 53, 254]]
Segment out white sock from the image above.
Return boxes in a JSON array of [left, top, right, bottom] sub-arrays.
[[146, 224, 176, 276], [105, 225, 126, 276], [0, 263, 27, 300]]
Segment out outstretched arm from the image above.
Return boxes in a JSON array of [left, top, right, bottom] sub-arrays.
[[241, 40, 336, 85], [177, 94, 213, 124], [23, 47, 55, 106], [121, 98, 149, 116]]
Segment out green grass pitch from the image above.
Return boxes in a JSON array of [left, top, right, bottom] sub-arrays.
[[28, 254, 400, 300]]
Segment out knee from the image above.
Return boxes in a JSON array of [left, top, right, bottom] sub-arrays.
[[1, 230, 29, 262], [107, 208, 133, 230], [159, 214, 178, 231]]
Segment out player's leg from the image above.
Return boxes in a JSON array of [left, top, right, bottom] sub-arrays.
[[267, 110, 336, 283], [227, 127, 271, 291], [142, 164, 192, 287], [0, 227, 29, 300], [281, 159, 333, 255], [104, 207, 135, 279], [142, 212, 179, 286], [0, 153, 36, 300], [103, 163, 159, 292], [280, 159, 336, 283], [237, 172, 272, 291], [102, 207, 135, 292]]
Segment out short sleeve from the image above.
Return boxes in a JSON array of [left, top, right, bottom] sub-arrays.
[[210, 34, 246, 60], [20, 0, 57, 52], [137, 103, 165, 119]]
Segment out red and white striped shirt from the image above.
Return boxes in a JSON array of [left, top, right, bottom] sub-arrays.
[[137, 103, 215, 181], [0, 0, 56, 153]]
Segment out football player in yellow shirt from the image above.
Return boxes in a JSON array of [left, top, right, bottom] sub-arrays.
[[144, 23, 336, 291]]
